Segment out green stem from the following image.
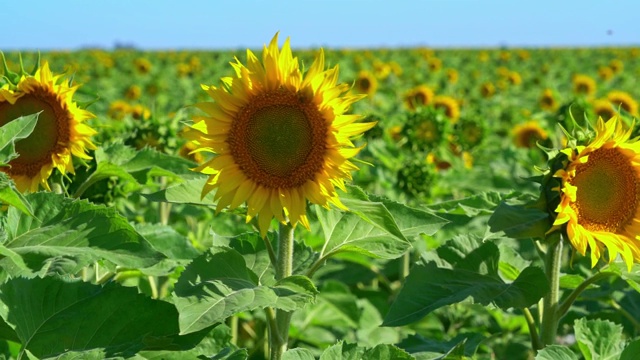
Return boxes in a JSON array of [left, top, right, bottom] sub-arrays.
[[72, 172, 110, 198], [269, 221, 295, 360], [522, 307, 542, 351], [400, 251, 411, 282], [557, 271, 616, 318], [611, 298, 640, 331], [540, 233, 563, 347]]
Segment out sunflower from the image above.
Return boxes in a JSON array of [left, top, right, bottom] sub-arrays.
[[125, 84, 142, 100], [428, 57, 442, 72], [404, 85, 434, 111], [572, 74, 596, 97], [598, 66, 613, 81], [512, 121, 548, 148], [607, 90, 638, 116], [552, 117, 640, 269], [134, 58, 152, 74], [540, 88, 558, 111], [0, 62, 96, 192], [184, 34, 375, 236], [507, 71, 522, 86], [354, 70, 378, 96], [592, 99, 616, 120], [433, 95, 460, 123], [480, 82, 496, 98], [609, 59, 624, 74], [446, 69, 459, 84]]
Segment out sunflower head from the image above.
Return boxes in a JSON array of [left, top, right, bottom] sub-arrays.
[[598, 66, 614, 81], [402, 107, 449, 151], [0, 56, 97, 192], [607, 90, 638, 116], [609, 59, 624, 73], [540, 88, 558, 111], [433, 95, 460, 123], [480, 82, 496, 98], [446, 69, 459, 84], [456, 118, 485, 150], [572, 74, 597, 97], [512, 121, 549, 149], [592, 98, 617, 120], [428, 57, 442, 72], [549, 116, 640, 270], [184, 34, 375, 236], [354, 70, 378, 96], [404, 85, 434, 111]]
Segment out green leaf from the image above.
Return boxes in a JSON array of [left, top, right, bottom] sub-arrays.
[[134, 223, 201, 276], [434, 235, 500, 275], [0, 112, 39, 164], [488, 201, 550, 239], [382, 263, 548, 326], [173, 247, 318, 335], [397, 333, 485, 358], [319, 342, 365, 360], [142, 175, 217, 206], [282, 348, 316, 360], [362, 344, 414, 360], [316, 187, 446, 260], [0, 172, 33, 216], [0, 276, 211, 359], [76, 142, 196, 196], [134, 325, 236, 360], [535, 345, 579, 360], [620, 339, 640, 360], [209, 347, 249, 360], [574, 318, 624, 360], [0, 192, 165, 277]]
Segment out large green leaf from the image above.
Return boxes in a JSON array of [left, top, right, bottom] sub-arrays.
[[316, 187, 446, 260], [397, 333, 485, 358], [620, 339, 640, 360], [0, 192, 165, 277], [75, 142, 196, 196], [382, 262, 548, 326], [488, 201, 550, 240], [0, 173, 32, 216], [282, 348, 316, 360], [535, 346, 579, 360], [319, 342, 413, 360], [133, 325, 235, 360], [0, 112, 39, 164], [0, 276, 210, 359], [574, 318, 625, 360], [134, 223, 201, 276], [173, 247, 318, 335], [142, 175, 217, 206]]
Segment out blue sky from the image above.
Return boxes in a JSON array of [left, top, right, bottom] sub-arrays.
[[2, 0, 638, 50]]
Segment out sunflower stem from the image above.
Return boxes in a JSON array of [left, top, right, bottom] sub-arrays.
[[557, 271, 616, 318], [269, 221, 295, 360], [540, 233, 563, 347], [522, 307, 542, 351]]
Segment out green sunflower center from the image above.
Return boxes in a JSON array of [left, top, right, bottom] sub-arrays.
[[0, 88, 69, 176], [572, 147, 640, 232], [247, 105, 313, 177], [230, 88, 328, 189]]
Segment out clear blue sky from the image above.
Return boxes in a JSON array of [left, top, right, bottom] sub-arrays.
[[2, 0, 638, 50]]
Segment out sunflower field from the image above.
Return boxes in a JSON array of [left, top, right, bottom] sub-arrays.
[[1, 36, 640, 360]]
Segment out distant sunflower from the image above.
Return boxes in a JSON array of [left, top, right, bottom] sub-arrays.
[[607, 90, 638, 116], [428, 57, 442, 72], [134, 58, 152, 74], [507, 71, 522, 86], [0, 62, 96, 192], [540, 88, 558, 111], [480, 82, 496, 98], [404, 85, 434, 111], [446, 69, 459, 84], [572, 74, 596, 97], [185, 34, 374, 236], [354, 71, 378, 96], [592, 99, 616, 120], [433, 95, 460, 123], [598, 66, 613, 81], [609, 59, 624, 74], [512, 121, 548, 148], [552, 117, 640, 269]]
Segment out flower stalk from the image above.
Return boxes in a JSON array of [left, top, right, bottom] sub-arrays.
[[539, 232, 563, 347], [269, 221, 295, 360]]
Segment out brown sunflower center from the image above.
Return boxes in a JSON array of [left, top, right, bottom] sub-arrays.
[[0, 87, 70, 177], [571, 147, 640, 232], [357, 77, 371, 92], [229, 88, 328, 189]]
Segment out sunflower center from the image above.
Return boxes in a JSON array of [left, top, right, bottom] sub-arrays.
[[229, 88, 328, 189], [358, 78, 371, 92], [0, 88, 69, 176], [571, 147, 640, 232]]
